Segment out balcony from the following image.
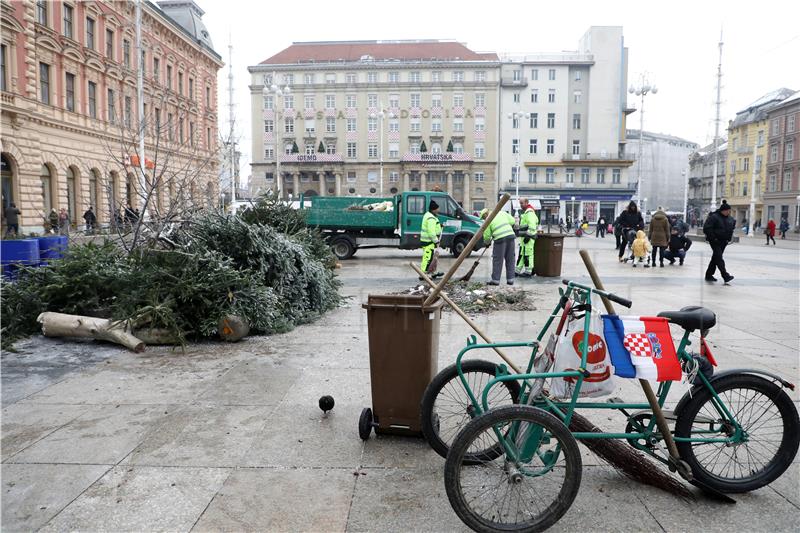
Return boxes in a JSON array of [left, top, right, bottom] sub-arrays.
[[561, 152, 635, 164], [500, 76, 528, 88]]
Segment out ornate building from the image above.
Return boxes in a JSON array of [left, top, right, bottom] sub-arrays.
[[1, 0, 223, 233], [764, 90, 799, 229]]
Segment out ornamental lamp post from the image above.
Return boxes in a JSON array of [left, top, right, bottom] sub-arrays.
[[264, 72, 291, 200], [370, 106, 395, 197], [628, 77, 658, 205], [508, 111, 530, 215]]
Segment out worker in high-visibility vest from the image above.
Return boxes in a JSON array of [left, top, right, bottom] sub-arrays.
[[480, 207, 517, 286], [420, 200, 443, 279], [515, 198, 539, 277]]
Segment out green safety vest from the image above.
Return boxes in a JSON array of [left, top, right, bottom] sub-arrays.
[[519, 207, 539, 237], [421, 211, 442, 243], [483, 211, 516, 243]]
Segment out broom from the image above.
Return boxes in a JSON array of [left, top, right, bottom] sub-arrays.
[[459, 246, 489, 282], [412, 263, 694, 499]]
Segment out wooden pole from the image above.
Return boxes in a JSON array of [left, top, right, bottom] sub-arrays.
[[412, 263, 522, 374], [423, 193, 511, 306], [578, 250, 681, 461]]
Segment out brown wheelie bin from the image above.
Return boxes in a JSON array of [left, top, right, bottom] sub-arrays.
[[534, 234, 565, 276]]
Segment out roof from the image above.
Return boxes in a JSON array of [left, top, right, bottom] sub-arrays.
[[152, 0, 221, 61], [730, 88, 795, 128], [626, 129, 698, 146], [259, 40, 499, 65]]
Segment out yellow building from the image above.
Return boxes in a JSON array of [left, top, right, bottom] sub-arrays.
[[725, 89, 795, 227]]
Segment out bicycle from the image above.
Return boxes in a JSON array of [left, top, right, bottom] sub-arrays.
[[420, 280, 799, 532]]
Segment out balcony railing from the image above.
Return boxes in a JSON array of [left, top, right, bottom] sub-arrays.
[[561, 152, 634, 162], [500, 77, 528, 88]]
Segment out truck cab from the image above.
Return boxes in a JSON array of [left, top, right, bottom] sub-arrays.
[[398, 191, 483, 256]]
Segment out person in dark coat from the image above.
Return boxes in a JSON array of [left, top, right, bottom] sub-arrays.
[[647, 207, 671, 267], [766, 219, 776, 245], [663, 227, 692, 265], [616, 201, 644, 261], [779, 218, 789, 239], [4, 202, 21, 236], [703, 200, 735, 283], [83, 207, 97, 232]]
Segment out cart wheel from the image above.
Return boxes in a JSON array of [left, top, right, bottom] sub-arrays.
[[358, 408, 373, 440], [624, 412, 657, 451]]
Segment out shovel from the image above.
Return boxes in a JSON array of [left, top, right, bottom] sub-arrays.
[[458, 246, 489, 282]]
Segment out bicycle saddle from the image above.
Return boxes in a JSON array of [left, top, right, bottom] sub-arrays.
[[657, 306, 716, 332]]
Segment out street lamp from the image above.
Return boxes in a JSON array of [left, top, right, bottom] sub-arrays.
[[370, 106, 395, 197], [629, 76, 658, 205], [508, 111, 530, 208], [570, 195, 576, 228], [264, 72, 291, 200]]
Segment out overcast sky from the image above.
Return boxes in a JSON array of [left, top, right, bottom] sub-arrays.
[[200, 0, 799, 180]]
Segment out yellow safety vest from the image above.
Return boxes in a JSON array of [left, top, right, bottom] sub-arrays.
[[421, 211, 442, 243], [484, 211, 516, 243]]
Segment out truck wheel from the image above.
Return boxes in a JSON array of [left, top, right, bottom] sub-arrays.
[[331, 237, 355, 260], [451, 237, 470, 258]]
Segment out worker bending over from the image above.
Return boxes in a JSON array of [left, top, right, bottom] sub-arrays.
[[480, 208, 517, 286], [515, 198, 539, 277], [420, 200, 443, 279]]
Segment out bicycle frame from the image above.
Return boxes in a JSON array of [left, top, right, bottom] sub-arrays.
[[452, 281, 749, 467]]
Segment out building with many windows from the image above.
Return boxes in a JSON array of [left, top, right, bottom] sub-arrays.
[[498, 27, 634, 224], [688, 140, 728, 225], [724, 88, 795, 227], [764, 90, 799, 230], [248, 40, 500, 212], [1, 0, 222, 234]]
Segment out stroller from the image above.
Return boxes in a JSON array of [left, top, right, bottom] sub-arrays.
[[622, 228, 638, 263]]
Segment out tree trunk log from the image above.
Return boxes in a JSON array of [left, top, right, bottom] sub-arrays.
[[37, 312, 145, 352], [218, 315, 249, 342]]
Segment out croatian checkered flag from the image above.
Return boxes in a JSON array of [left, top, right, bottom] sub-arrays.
[[304, 108, 315, 119], [474, 130, 486, 141], [602, 316, 682, 381], [452, 106, 464, 116], [263, 109, 275, 119], [264, 132, 274, 142], [325, 108, 336, 117], [410, 107, 421, 117], [346, 131, 358, 141], [431, 106, 443, 116], [388, 131, 400, 142], [367, 130, 377, 141], [474, 106, 486, 116]]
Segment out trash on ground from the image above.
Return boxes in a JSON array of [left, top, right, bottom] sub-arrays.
[[394, 280, 536, 314]]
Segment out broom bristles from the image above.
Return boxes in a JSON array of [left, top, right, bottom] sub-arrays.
[[569, 411, 694, 500]]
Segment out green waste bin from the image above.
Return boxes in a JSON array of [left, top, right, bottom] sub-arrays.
[[359, 294, 443, 439], [534, 233, 565, 277]]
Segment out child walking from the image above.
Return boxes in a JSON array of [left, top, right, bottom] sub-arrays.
[[631, 230, 652, 268]]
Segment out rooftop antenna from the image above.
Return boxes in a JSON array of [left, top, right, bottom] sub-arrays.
[[228, 33, 237, 213], [710, 28, 724, 212]]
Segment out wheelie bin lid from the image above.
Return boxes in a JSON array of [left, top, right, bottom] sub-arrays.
[[362, 294, 444, 312]]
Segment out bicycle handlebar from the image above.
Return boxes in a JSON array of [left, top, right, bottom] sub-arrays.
[[561, 279, 633, 309]]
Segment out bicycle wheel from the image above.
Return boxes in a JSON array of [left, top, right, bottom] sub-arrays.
[[675, 373, 800, 493], [421, 360, 521, 462], [445, 405, 582, 532]]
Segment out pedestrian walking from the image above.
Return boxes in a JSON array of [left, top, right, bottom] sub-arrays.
[[58, 207, 70, 235], [779, 218, 789, 239], [419, 200, 443, 279], [664, 227, 692, 265], [4, 202, 21, 236], [48, 208, 58, 234], [766, 219, 776, 245], [616, 201, 644, 262], [596, 217, 606, 238], [480, 208, 517, 286], [515, 198, 539, 277], [83, 207, 97, 233], [703, 200, 735, 284], [631, 230, 652, 268], [648, 206, 670, 267], [613, 214, 622, 248]]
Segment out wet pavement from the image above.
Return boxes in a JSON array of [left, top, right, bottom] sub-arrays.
[[2, 235, 799, 532]]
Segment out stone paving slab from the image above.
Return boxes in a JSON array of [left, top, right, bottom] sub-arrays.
[[1, 403, 89, 462]]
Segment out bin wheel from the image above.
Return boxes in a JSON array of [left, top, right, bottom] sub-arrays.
[[359, 408, 373, 440]]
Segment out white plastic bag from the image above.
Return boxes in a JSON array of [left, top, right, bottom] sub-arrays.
[[550, 311, 615, 399]]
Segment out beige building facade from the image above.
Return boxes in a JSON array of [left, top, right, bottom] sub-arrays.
[[248, 40, 500, 213], [1, 0, 222, 233]]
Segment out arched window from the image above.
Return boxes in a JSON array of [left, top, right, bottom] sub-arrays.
[[453, 143, 464, 154], [431, 143, 442, 154], [66, 167, 77, 223], [1, 153, 14, 213], [41, 164, 53, 213]]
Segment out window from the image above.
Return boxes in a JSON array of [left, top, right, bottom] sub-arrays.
[[475, 143, 485, 158], [189, 77, 194, 99], [529, 139, 538, 154], [743, 158, 749, 172], [347, 142, 357, 158], [612, 168, 621, 184], [474, 172, 485, 182], [596, 168, 605, 184], [783, 168, 792, 190], [572, 114, 581, 129], [786, 142, 795, 161], [431, 94, 442, 108], [346, 73, 356, 84], [528, 168, 537, 183], [264, 119, 274, 132], [431, 119, 442, 133], [107, 88, 115, 123], [410, 118, 420, 132], [757, 130, 764, 146], [453, 71, 464, 82], [65, 72, 75, 112], [566, 168, 575, 183], [389, 143, 399, 158], [326, 117, 336, 133], [346, 94, 356, 108], [346, 118, 356, 132], [546, 168, 555, 184], [431, 71, 441, 83], [788, 115, 796, 133], [124, 96, 131, 127], [87, 81, 97, 118], [388, 72, 399, 83], [368, 144, 378, 158], [367, 71, 377, 83], [304, 95, 315, 109], [531, 89, 538, 103], [1, 45, 7, 92], [575, 70, 582, 81], [548, 89, 555, 103], [284, 95, 293, 109], [531, 69, 538, 81], [283, 142, 292, 154], [190, 122, 195, 146], [548, 69, 556, 80], [511, 167, 519, 183], [581, 168, 590, 183], [512, 117, 519, 129], [756, 155, 762, 171], [36, 0, 48, 26], [768, 173, 777, 191], [153, 58, 160, 83], [325, 94, 335, 109], [529, 113, 538, 128], [282, 74, 294, 85], [512, 69, 522, 81], [410, 141, 420, 154], [730, 160, 736, 173], [326, 142, 336, 155], [546, 139, 555, 154], [475, 117, 485, 131], [304, 73, 314, 85], [63, 5, 73, 38], [86, 17, 95, 49], [475, 93, 485, 107], [284, 116, 294, 133], [512, 139, 519, 154], [263, 95, 273, 109], [547, 113, 555, 128], [572, 140, 580, 155], [179, 118, 184, 143], [39, 62, 50, 104], [771, 145, 778, 162], [166, 65, 172, 89], [389, 171, 399, 182], [389, 119, 399, 132], [771, 118, 780, 136], [368, 117, 378, 132], [453, 143, 464, 154], [410, 93, 421, 108], [453, 118, 463, 132], [388, 94, 399, 108], [167, 112, 173, 140], [367, 93, 378, 108], [123, 40, 131, 68], [513, 93, 520, 103], [178, 72, 183, 96], [409, 71, 420, 83], [305, 142, 314, 155], [347, 171, 357, 183], [475, 71, 486, 82], [573, 90, 582, 104]]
